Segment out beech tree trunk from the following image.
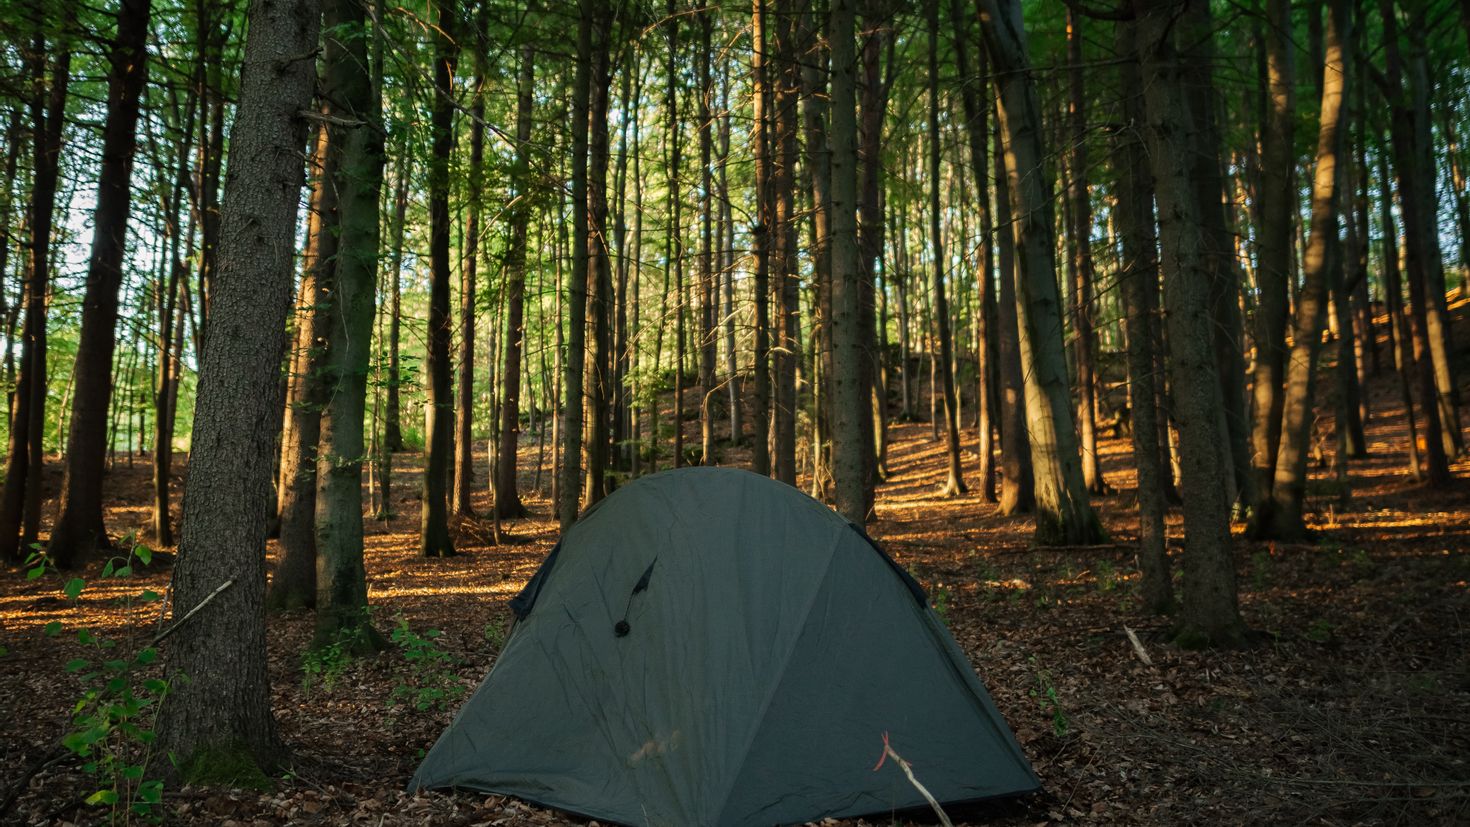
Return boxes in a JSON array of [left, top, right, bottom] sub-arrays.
[[156, 0, 319, 777]]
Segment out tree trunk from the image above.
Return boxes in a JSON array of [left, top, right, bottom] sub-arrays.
[[978, 0, 1103, 545], [313, 0, 387, 649], [585, 8, 613, 501], [698, 5, 718, 467], [421, 0, 457, 555], [951, 0, 996, 501], [1250, 0, 1295, 503], [559, 2, 592, 527], [1065, 8, 1106, 496], [829, 0, 865, 525], [752, 0, 772, 478], [495, 43, 534, 520], [1134, 0, 1249, 647], [0, 20, 70, 562], [267, 123, 334, 611], [928, 0, 965, 496], [1113, 16, 1172, 615], [993, 111, 1033, 516], [772, 1, 800, 486], [48, 0, 154, 566], [453, 13, 486, 519], [155, 0, 319, 777]]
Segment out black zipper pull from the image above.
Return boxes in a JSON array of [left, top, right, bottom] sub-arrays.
[[614, 557, 658, 637]]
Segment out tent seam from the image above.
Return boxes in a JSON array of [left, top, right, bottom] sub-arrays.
[[706, 524, 847, 825]]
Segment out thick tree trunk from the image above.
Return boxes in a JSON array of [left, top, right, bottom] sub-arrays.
[[420, 0, 457, 555], [48, 0, 154, 566], [994, 113, 1033, 516], [928, 0, 965, 496], [495, 44, 534, 520], [155, 0, 319, 777], [1134, 0, 1248, 647], [1113, 17, 1172, 615], [978, 0, 1103, 545], [313, 0, 387, 649]]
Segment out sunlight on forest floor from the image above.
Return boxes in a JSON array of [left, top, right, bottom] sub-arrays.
[[2, 310, 1468, 825]]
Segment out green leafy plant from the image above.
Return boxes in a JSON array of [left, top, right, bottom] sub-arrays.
[[301, 640, 351, 696], [389, 617, 465, 713], [1095, 559, 1119, 592], [27, 538, 169, 823], [483, 621, 508, 653], [1028, 658, 1068, 739], [1305, 618, 1336, 643], [930, 583, 952, 625]]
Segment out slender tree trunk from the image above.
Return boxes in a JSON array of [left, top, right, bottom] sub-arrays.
[[1250, 0, 1295, 503], [268, 123, 334, 610], [48, 0, 154, 566], [752, 0, 772, 478], [495, 44, 534, 519], [585, 8, 613, 501], [1066, 8, 1106, 496], [384, 165, 407, 453], [1134, 0, 1247, 646], [453, 14, 486, 519], [1377, 139, 1424, 481], [156, 0, 319, 776], [314, 0, 387, 648], [928, 0, 965, 496], [0, 20, 70, 562], [421, 0, 458, 555], [1113, 16, 1172, 615], [559, 2, 592, 527], [772, 1, 800, 485], [698, 5, 718, 466], [978, 0, 1103, 545], [829, 0, 865, 524]]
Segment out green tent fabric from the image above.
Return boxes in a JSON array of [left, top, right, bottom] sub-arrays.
[[409, 467, 1039, 825]]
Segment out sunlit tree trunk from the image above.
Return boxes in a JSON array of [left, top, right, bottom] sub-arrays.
[[978, 0, 1103, 545], [559, 2, 592, 527], [928, 0, 964, 496], [993, 112, 1033, 516], [751, 0, 772, 477]]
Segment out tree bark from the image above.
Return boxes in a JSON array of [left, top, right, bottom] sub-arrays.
[[48, 0, 154, 566], [772, 0, 800, 485], [559, 1, 592, 527], [453, 11, 486, 519], [1133, 0, 1248, 646], [752, 0, 772, 478], [1113, 16, 1172, 615], [1250, 0, 1294, 503], [993, 111, 1033, 516], [584, 7, 613, 501], [495, 43, 534, 520], [829, 0, 865, 525], [313, 0, 387, 648], [928, 0, 965, 496], [155, 0, 319, 776], [420, 0, 457, 555], [978, 0, 1103, 545]]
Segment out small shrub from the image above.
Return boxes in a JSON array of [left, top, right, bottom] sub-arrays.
[[1028, 658, 1068, 738], [389, 617, 465, 713]]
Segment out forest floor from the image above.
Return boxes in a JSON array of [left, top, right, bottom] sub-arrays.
[[4, 309, 1470, 825]]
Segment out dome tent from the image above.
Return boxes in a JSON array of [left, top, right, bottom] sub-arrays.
[[409, 467, 1039, 825]]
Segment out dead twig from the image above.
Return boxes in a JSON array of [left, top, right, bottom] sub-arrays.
[[872, 731, 954, 827]]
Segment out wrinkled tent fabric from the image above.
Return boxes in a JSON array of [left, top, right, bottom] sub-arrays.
[[410, 467, 1039, 825]]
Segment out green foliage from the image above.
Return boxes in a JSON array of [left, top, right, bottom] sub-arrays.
[[483, 621, 508, 653], [930, 583, 952, 625], [1028, 658, 1068, 739], [1095, 559, 1119, 592], [28, 537, 169, 823], [1305, 618, 1336, 643], [389, 617, 465, 713], [177, 743, 273, 791], [1250, 549, 1274, 591], [301, 640, 351, 696]]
